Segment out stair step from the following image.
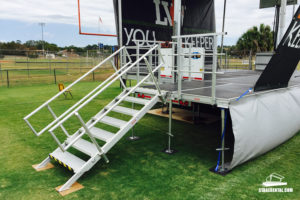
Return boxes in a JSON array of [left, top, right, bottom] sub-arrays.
[[90, 127, 115, 142], [122, 96, 150, 105], [107, 105, 139, 116], [72, 138, 99, 157], [99, 116, 127, 128], [50, 148, 86, 173], [133, 87, 158, 95]]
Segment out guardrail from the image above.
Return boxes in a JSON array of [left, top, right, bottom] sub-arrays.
[[24, 47, 130, 137]]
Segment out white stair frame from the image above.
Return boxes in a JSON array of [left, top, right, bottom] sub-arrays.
[[26, 44, 167, 192]]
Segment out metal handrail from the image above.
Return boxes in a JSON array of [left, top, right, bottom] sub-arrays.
[[49, 45, 160, 150], [34, 61, 132, 137], [172, 32, 226, 39], [24, 46, 129, 136]]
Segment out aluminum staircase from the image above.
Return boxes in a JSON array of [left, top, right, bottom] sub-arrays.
[[24, 45, 167, 192]]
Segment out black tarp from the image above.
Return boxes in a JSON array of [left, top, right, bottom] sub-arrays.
[[113, 0, 215, 46], [254, 6, 300, 92]]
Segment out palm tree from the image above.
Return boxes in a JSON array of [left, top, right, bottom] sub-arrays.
[[236, 24, 274, 56]]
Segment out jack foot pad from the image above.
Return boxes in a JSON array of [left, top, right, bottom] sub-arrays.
[[32, 163, 54, 172], [127, 136, 140, 141], [162, 148, 177, 155], [209, 164, 232, 176], [56, 182, 84, 196]]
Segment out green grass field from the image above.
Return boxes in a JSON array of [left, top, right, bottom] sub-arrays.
[[0, 82, 300, 199]]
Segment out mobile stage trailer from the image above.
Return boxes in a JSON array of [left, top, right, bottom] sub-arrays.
[[24, 0, 300, 193]]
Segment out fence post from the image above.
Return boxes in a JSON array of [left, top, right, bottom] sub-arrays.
[[6, 70, 9, 88], [27, 53, 29, 78], [93, 71, 95, 81], [225, 51, 227, 70], [49, 58, 51, 75], [54, 69, 57, 84], [249, 50, 252, 70], [0, 64, 2, 84]]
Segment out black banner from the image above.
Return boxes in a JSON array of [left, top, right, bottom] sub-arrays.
[[114, 0, 215, 46], [254, 6, 300, 92]]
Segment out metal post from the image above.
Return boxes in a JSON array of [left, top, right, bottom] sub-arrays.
[[118, 0, 123, 68], [177, 38, 182, 97], [277, 0, 287, 47], [174, 0, 182, 97], [54, 69, 57, 84], [128, 95, 140, 141], [27, 53, 29, 78], [249, 50, 252, 70], [220, 108, 225, 172], [211, 35, 218, 104], [137, 42, 140, 82], [188, 44, 192, 81], [163, 98, 176, 154], [6, 70, 9, 88], [0, 64, 2, 85], [225, 51, 227, 70], [220, 0, 227, 70], [49, 58, 51, 75], [93, 71, 95, 81]]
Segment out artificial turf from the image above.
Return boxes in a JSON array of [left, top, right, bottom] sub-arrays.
[[0, 82, 299, 199]]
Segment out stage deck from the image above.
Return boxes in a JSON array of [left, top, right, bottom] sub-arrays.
[[144, 70, 300, 108]]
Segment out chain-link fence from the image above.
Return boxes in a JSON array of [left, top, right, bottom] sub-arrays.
[[218, 50, 300, 71], [218, 50, 255, 71], [0, 49, 116, 87]]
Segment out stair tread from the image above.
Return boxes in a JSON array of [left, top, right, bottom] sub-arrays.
[[108, 105, 139, 116], [50, 148, 86, 173], [72, 138, 99, 157], [123, 96, 150, 105], [99, 116, 127, 128], [90, 127, 115, 142], [133, 87, 158, 95]]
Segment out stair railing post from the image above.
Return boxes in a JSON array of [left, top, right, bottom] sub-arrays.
[[75, 112, 109, 163], [143, 54, 166, 104], [137, 42, 140, 82], [47, 105, 70, 137], [111, 59, 127, 89], [128, 93, 140, 141]]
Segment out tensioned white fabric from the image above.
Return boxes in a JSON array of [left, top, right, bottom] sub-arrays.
[[229, 86, 300, 169]]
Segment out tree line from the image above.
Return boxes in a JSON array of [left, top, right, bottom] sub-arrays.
[[222, 24, 274, 58], [0, 23, 274, 58], [0, 40, 115, 56]]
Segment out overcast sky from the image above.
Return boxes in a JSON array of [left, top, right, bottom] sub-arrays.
[[0, 0, 298, 47]]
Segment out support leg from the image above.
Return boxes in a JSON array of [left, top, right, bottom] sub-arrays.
[[56, 172, 84, 192], [32, 157, 54, 171], [128, 94, 140, 141], [220, 108, 226, 172], [211, 108, 230, 175], [163, 99, 176, 154], [162, 102, 169, 114]]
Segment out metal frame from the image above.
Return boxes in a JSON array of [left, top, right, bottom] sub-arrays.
[[24, 47, 131, 137], [28, 44, 168, 192], [77, 0, 117, 37]]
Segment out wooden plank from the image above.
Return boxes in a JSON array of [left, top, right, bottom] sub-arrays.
[[55, 182, 84, 196], [32, 163, 54, 172]]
